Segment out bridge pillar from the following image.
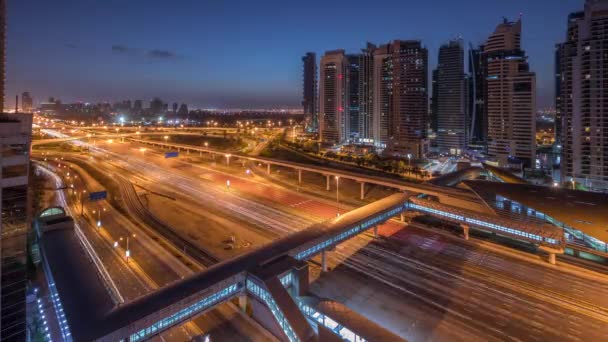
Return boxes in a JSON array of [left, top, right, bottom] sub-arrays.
[[360, 182, 365, 200], [239, 294, 248, 312], [548, 253, 556, 265], [321, 251, 328, 272], [326, 175, 331, 191], [461, 224, 470, 241], [298, 169, 302, 185], [400, 213, 405, 223], [267, 164, 271, 175], [199, 150, 202, 156], [373, 225, 378, 238]]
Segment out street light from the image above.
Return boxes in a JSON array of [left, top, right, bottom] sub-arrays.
[[225, 154, 231, 166], [335, 176, 340, 213], [204, 142, 209, 148], [164, 135, 169, 142], [226, 179, 231, 190]]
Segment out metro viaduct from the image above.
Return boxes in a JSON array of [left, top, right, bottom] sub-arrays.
[[41, 192, 564, 342], [127, 138, 487, 208]]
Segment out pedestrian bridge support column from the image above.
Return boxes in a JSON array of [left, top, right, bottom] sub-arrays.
[[239, 294, 248, 312], [326, 175, 330, 191], [267, 163, 271, 175], [400, 213, 405, 223], [373, 225, 378, 238], [298, 169, 302, 185], [360, 182, 365, 200], [538, 246, 563, 265], [321, 250, 328, 272], [461, 224, 470, 241]]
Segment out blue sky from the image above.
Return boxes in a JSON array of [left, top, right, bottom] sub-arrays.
[[6, 0, 583, 109]]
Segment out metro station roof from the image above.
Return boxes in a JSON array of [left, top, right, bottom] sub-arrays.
[[463, 181, 608, 242], [39, 228, 116, 341]]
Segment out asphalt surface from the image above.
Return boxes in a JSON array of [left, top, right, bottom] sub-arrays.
[[36, 134, 608, 341]]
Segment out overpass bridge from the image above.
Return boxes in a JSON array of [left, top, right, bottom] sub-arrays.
[[127, 138, 485, 208], [39, 191, 565, 342]]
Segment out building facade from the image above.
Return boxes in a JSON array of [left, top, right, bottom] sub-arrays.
[[346, 54, 361, 140], [319, 50, 347, 145], [0, 113, 32, 341], [483, 18, 536, 168], [372, 44, 392, 148], [21, 92, 33, 113], [558, 0, 608, 191], [302, 52, 317, 132], [358, 43, 375, 141], [468, 45, 487, 148], [388, 40, 429, 158], [435, 39, 466, 155]]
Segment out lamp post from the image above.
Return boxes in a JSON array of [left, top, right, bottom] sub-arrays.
[[80, 190, 87, 216], [225, 154, 232, 167], [335, 176, 340, 215]]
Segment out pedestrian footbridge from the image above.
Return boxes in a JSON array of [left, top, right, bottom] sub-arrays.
[[39, 191, 567, 341]]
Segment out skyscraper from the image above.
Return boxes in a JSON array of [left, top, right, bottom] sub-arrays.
[[435, 39, 466, 155], [21, 92, 33, 113], [388, 40, 429, 158], [555, 43, 564, 147], [302, 52, 317, 132], [372, 44, 392, 148], [319, 50, 347, 145], [346, 54, 361, 140], [558, 0, 608, 191], [484, 18, 536, 168], [468, 45, 487, 147], [358, 43, 375, 141], [0, 113, 32, 341]]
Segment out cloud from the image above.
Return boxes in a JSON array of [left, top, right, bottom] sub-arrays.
[[111, 44, 138, 55], [147, 49, 177, 59], [111, 45, 179, 60]]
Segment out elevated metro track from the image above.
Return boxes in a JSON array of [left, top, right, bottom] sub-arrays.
[[127, 138, 487, 208]]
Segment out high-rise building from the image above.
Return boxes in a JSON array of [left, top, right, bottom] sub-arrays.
[[346, 54, 361, 140], [483, 18, 536, 167], [302, 52, 317, 132], [150, 97, 164, 116], [555, 43, 564, 146], [468, 45, 487, 147], [178, 103, 189, 118], [430, 69, 439, 134], [172, 102, 178, 114], [358, 43, 375, 141], [372, 44, 392, 148], [0, 113, 32, 341], [388, 40, 429, 158], [0, 0, 5, 112], [435, 39, 466, 155], [21, 92, 33, 113], [319, 50, 347, 145], [133, 100, 143, 114], [558, 0, 608, 191]]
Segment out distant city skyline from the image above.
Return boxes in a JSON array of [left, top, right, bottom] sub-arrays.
[[6, 0, 583, 109]]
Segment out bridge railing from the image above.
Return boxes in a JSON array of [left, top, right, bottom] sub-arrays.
[[408, 198, 565, 247]]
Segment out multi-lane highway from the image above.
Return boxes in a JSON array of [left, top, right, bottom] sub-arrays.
[[34, 132, 608, 341]]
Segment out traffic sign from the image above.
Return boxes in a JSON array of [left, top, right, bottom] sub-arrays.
[[165, 151, 179, 159], [89, 191, 107, 201]]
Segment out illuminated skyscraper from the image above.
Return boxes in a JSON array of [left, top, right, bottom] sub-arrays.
[[435, 39, 466, 155], [319, 50, 347, 145], [484, 18, 536, 168], [558, 0, 608, 191], [302, 52, 317, 132]]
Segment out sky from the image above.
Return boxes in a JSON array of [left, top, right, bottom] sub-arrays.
[[6, 0, 584, 109]]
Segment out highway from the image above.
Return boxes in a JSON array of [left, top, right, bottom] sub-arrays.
[[36, 159, 277, 341], [35, 132, 608, 341]]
